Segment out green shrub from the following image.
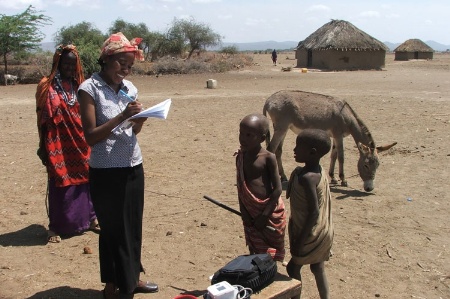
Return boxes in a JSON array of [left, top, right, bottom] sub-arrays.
[[7, 51, 254, 83], [77, 42, 102, 77], [219, 46, 239, 55], [149, 53, 252, 75]]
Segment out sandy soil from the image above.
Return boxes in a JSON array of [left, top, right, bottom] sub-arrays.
[[0, 53, 449, 299]]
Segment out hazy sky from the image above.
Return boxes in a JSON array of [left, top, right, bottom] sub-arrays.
[[1, 0, 449, 45]]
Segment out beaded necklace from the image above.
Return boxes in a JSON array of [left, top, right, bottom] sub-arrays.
[[54, 71, 76, 106]]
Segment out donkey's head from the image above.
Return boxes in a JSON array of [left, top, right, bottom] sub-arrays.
[[357, 142, 397, 192]]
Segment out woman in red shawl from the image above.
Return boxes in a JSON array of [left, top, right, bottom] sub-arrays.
[[36, 45, 99, 243]]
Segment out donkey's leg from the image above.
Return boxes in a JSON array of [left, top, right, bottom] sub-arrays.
[[267, 125, 289, 182], [334, 137, 347, 186], [276, 138, 288, 183], [329, 140, 338, 185]]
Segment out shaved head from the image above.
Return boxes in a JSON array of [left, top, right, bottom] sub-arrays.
[[240, 113, 269, 136], [297, 129, 331, 158]]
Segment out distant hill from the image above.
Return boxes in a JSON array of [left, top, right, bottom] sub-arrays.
[[41, 40, 449, 53], [212, 40, 450, 52], [213, 40, 298, 51], [40, 41, 298, 53], [40, 42, 56, 52], [424, 40, 450, 52], [383, 42, 401, 52]]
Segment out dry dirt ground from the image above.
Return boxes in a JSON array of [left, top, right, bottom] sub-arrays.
[[0, 53, 449, 299]]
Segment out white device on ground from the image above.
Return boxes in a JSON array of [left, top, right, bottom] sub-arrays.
[[207, 281, 238, 299]]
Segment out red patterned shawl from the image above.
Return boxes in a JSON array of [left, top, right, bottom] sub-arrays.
[[236, 150, 286, 261], [37, 79, 90, 187]]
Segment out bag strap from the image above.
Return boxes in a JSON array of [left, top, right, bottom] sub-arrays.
[[252, 256, 268, 273]]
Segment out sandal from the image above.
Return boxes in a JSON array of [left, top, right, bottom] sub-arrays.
[[47, 230, 61, 243], [89, 219, 101, 233]]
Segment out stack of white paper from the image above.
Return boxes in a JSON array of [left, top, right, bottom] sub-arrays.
[[112, 98, 172, 134]]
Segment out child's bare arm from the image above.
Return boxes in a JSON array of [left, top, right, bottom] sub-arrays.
[[297, 172, 320, 246], [239, 198, 253, 226], [254, 153, 282, 230], [264, 152, 282, 215]]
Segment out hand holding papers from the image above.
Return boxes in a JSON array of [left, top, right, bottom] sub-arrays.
[[128, 98, 171, 120], [112, 99, 172, 134]]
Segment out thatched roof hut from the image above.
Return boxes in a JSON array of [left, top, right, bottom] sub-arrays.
[[296, 19, 388, 70], [394, 39, 434, 60]]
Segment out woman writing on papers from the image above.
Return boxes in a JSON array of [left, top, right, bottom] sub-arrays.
[[78, 32, 158, 299]]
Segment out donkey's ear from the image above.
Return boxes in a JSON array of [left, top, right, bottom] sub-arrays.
[[376, 142, 397, 153], [260, 134, 267, 143], [357, 142, 370, 154]]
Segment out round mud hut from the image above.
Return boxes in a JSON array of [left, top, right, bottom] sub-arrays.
[[295, 19, 388, 71], [394, 39, 434, 61]]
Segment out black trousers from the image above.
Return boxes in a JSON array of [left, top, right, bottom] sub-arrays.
[[89, 164, 145, 294]]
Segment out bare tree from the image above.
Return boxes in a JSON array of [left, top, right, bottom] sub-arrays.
[[170, 17, 222, 59]]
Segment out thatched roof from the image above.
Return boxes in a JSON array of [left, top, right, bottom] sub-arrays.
[[297, 19, 388, 51], [394, 39, 434, 52]]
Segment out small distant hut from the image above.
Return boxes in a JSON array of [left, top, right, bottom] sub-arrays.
[[394, 39, 434, 61], [296, 20, 388, 70]]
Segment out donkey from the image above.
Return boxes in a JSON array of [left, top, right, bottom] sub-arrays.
[[263, 90, 397, 192]]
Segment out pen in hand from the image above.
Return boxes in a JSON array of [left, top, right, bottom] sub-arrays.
[[118, 90, 143, 131], [120, 90, 143, 117], [119, 89, 136, 102]]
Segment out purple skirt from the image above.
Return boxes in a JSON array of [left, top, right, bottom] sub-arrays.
[[47, 178, 96, 235]]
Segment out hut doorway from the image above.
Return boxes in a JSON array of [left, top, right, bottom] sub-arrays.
[[307, 50, 312, 67], [414, 52, 419, 59]]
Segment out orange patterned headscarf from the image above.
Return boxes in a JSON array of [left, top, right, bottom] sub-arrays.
[[100, 32, 144, 61]]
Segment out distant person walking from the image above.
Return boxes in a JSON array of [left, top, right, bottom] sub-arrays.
[[271, 49, 278, 65]]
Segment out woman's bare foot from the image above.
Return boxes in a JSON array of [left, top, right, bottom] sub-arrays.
[[47, 230, 61, 243], [89, 219, 101, 233]]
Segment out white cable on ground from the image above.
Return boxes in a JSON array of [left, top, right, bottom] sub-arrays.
[[233, 285, 253, 299]]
